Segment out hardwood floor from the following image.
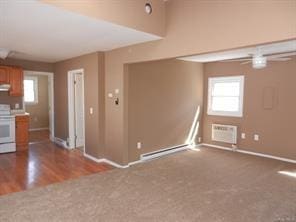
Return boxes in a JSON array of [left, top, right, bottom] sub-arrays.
[[0, 141, 112, 196], [29, 129, 50, 143]]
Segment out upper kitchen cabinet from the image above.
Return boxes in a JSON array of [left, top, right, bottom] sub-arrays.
[[9, 67, 23, 96], [0, 66, 10, 84]]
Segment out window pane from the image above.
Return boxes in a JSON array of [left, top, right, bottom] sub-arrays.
[[24, 80, 35, 102], [212, 96, 239, 112], [212, 82, 240, 96]]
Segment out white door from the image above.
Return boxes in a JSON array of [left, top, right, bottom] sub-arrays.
[[74, 73, 85, 148], [48, 76, 53, 140]]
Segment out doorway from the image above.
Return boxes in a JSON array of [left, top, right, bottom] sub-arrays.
[[23, 71, 54, 144], [68, 69, 85, 152]]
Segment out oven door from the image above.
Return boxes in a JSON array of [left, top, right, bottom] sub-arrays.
[[0, 117, 15, 144]]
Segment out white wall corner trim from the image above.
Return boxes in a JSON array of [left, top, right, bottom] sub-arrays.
[[201, 143, 296, 164], [54, 137, 69, 149]]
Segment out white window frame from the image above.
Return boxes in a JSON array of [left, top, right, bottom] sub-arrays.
[[207, 75, 244, 117], [24, 76, 38, 104]]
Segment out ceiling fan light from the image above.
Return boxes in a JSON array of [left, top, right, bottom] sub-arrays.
[[252, 55, 267, 69]]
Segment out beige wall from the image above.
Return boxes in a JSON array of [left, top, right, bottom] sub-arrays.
[[104, 0, 296, 164], [25, 75, 49, 130], [128, 59, 203, 162], [53, 52, 105, 158], [0, 58, 54, 109], [202, 56, 296, 160], [41, 0, 166, 37]]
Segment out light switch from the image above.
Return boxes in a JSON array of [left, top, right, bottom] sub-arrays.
[[254, 134, 259, 141], [241, 133, 246, 139], [115, 89, 119, 94], [108, 93, 113, 98], [90, 107, 93, 114]]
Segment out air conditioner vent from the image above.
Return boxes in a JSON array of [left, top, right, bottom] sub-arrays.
[[212, 124, 237, 144]]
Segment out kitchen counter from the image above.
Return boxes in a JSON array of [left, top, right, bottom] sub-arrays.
[[13, 112, 30, 116]]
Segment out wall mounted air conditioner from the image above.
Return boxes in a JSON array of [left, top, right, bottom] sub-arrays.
[[212, 124, 237, 144]]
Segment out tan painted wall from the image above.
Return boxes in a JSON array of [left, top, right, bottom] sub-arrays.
[[128, 59, 203, 162], [53, 52, 105, 158], [202, 56, 296, 160], [41, 0, 166, 37], [0, 58, 53, 109], [104, 0, 296, 164], [25, 75, 49, 130]]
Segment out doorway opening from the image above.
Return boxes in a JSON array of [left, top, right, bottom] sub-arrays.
[[68, 69, 85, 153], [23, 71, 54, 144]]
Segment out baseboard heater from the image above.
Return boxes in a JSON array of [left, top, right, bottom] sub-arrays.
[[140, 144, 188, 161]]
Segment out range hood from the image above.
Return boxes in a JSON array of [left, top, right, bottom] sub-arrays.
[[0, 84, 11, 91]]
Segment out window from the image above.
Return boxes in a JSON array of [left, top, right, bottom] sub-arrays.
[[24, 76, 38, 104], [207, 75, 244, 117]]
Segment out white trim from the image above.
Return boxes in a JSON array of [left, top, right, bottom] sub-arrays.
[[68, 69, 85, 152], [207, 75, 244, 117], [141, 144, 189, 161], [23, 70, 54, 142], [29, 127, 49, 132], [54, 137, 69, 149], [83, 153, 130, 169], [201, 143, 296, 164], [202, 143, 233, 151]]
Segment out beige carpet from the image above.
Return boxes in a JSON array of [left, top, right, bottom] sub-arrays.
[[0, 146, 295, 222]]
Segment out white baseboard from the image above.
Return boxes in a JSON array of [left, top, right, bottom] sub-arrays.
[[201, 143, 296, 164], [84, 153, 130, 168], [54, 137, 69, 149], [29, 127, 49, 132], [141, 144, 189, 161]]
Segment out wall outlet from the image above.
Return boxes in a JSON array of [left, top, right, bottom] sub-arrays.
[[198, 137, 202, 143], [89, 107, 93, 114], [15, 103, 20, 109], [108, 93, 113, 98], [241, 133, 246, 139], [115, 89, 119, 94], [137, 142, 142, 149], [254, 134, 260, 141]]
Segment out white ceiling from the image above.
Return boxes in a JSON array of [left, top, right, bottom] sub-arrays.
[[179, 40, 296, 63], [0, 0, 161, 62]]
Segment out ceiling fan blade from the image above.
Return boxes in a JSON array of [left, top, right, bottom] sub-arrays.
[[266, 51, 296, 60], [241, 61, 252, 65], [268, 58, 291, 61], [220, 58, 252, 62]]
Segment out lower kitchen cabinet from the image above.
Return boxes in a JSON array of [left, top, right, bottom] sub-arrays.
[[16, 115, 29, 151]]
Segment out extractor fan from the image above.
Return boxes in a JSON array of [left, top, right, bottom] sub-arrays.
[[222, 50, 296, 69]]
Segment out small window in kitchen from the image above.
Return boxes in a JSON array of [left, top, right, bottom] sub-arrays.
[[24, 76, 38, 104], [207, 75, 244, 117]]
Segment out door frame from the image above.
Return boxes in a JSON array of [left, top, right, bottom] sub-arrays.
[[23, 70, 55, 141], [67, 69, 85, 152]]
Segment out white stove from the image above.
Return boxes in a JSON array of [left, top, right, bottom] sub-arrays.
[[0, 104, 16, 153]]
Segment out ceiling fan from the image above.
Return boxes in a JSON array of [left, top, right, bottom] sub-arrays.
[[0, 48, 31, 60], [222, 50, 296, 69]]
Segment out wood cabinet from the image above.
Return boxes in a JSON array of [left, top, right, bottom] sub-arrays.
[[0, 65, 23, 96], [0, 66, 10, 84], [9, 67, 23, 96], [16, 115, 29, 151]]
